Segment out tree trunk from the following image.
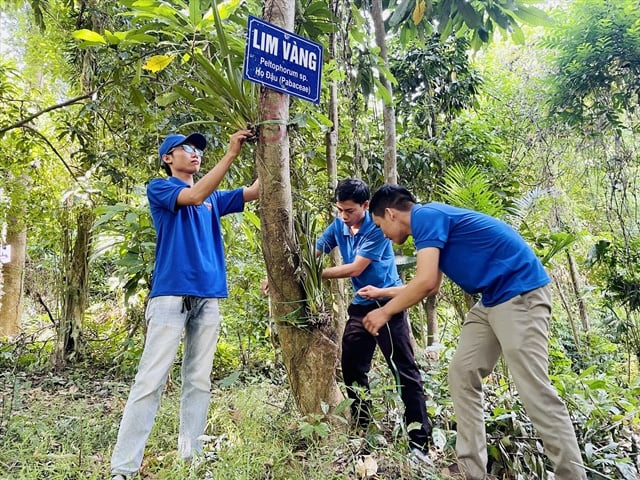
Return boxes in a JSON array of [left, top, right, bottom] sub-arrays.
[[566, 249, 589, 330], [0, 216, 26, 337], [50, 0, 101, 369], [552, 274, 580, 349], [52, 207, 93, 370], [423, 295, 438, 347], [326, 1, 348, 346], [258, 0, 344, 416], [370, 0, 397, 184]]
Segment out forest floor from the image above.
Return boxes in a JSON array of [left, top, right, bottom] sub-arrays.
[[0, 367, 453, 480]]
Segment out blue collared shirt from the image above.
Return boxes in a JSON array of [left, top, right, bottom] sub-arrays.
[[316, 211, 402, 305], [147, 176, 244, 298], [411, 202, 550, 306]]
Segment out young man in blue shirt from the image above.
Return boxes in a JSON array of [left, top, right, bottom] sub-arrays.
[[110, 129, 257, 480], [358, 184, 586, 480], [316, 178, 432, 459]]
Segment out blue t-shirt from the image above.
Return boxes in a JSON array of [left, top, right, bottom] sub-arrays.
[[411, 203, 550, 307], [147, 176, 244, 298], [316, 211, 402, 305]]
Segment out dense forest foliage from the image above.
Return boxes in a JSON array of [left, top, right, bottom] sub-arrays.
[[0, 0, 638, 479]]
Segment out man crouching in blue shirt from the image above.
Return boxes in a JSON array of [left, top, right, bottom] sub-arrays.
[[110, 129, 257, 480], [316, 178, 432, 461]]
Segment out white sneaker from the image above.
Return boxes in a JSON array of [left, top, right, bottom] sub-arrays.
[[112, 475, 128, 480], [409, 447, 434, 466]]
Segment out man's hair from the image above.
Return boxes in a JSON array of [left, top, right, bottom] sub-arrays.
[[369, 184, 416, 216], [334, 178, 370, 204], [161, 161, 172, 176]]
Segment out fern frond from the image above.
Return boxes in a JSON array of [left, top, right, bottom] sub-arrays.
[[439, 164, 505, 217]]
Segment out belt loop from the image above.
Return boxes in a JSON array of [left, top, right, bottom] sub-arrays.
[[181, 296, 192, 313]]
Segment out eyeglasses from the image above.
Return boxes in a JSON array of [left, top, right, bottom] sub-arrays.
[[168, 144, 203, 157]]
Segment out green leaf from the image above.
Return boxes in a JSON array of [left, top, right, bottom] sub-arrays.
[[72, 29, 107, 44], [218, 370, 241, 388], [93, 205, 128, 229], [510, 24, 525, 44], [437, 0, 454, 33], [211, 0, 230, 58], [124, 33, 158, 43], [584, 379, 607, 390], [305, 1, 333, 18], [513, 5, 552, 27], [156, 91, 180, 106], [373, 77, 392, 105], [377, 64, 398, 87], [487, 6, 512, 31], [350, 28, 367, 45], [130, 0, 156, 6], [333, 397, 353, 415], [103, 30, 121, 45], [243, 210, 261, 229], [456, 0, 482, 29], [129, 87, 145, 108], [311, 111, 333, 127], [189, 0, 201, 26], [389, 0, 415, 28]]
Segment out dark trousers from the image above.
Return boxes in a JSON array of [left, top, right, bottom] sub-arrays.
[[341, 302, 432, 451]]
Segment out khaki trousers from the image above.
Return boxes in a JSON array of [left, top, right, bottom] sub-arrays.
[[448, 286, 586, 480]]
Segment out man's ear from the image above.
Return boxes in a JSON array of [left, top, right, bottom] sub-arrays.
[[385, 207, 395, 221], [363, 200, 370, 210]]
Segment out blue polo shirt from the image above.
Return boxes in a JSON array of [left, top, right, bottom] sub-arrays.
[[147, 176, 244, 298], [411, 203, 550, 307], [316, 211, 402, 305]]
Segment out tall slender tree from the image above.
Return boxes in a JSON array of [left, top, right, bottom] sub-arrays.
[[258, 0, 344, 416]]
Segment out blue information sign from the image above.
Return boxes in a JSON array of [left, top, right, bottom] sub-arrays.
[[243, 15, 323, 104]]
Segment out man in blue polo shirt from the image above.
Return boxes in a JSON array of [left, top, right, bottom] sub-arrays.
[[358, 184, 586, 480], [316, 178, 432, 460], [110, 128, 257, 480]]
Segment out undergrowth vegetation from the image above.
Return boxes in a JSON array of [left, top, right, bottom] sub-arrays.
[[0, 316, 638, 479]]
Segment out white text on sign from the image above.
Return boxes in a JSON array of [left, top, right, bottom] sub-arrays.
[[252, 30, 318, 70]]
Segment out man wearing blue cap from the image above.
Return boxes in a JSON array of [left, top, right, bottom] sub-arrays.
[[110, 128, 256, 479]]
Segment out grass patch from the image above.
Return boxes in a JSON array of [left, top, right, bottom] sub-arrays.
[[0, 367, 440, 480]]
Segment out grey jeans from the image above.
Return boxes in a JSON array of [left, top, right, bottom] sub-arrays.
[[111, 296, 221, 476]]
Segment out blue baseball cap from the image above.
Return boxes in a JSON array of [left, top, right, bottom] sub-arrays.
[[158, 132, 207, 162]]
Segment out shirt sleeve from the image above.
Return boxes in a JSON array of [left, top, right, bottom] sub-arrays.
[[215, 188, 245, 216], [316, 220, 338, 253], [147, 178, 185, 213], [412, 206, 449, 250]]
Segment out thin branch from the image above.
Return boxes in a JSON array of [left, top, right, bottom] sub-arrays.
[[0, 89, 100, 136], [35, 292, 58, 329], [21, 125, 79, 182]]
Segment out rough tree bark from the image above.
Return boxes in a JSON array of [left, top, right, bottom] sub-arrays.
[[258, 0, 344, 416], [0, 214, 26, 337], [52, 206, 93, 369]]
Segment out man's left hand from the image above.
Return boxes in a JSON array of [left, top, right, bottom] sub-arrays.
[[363, 308, 391, 336]]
